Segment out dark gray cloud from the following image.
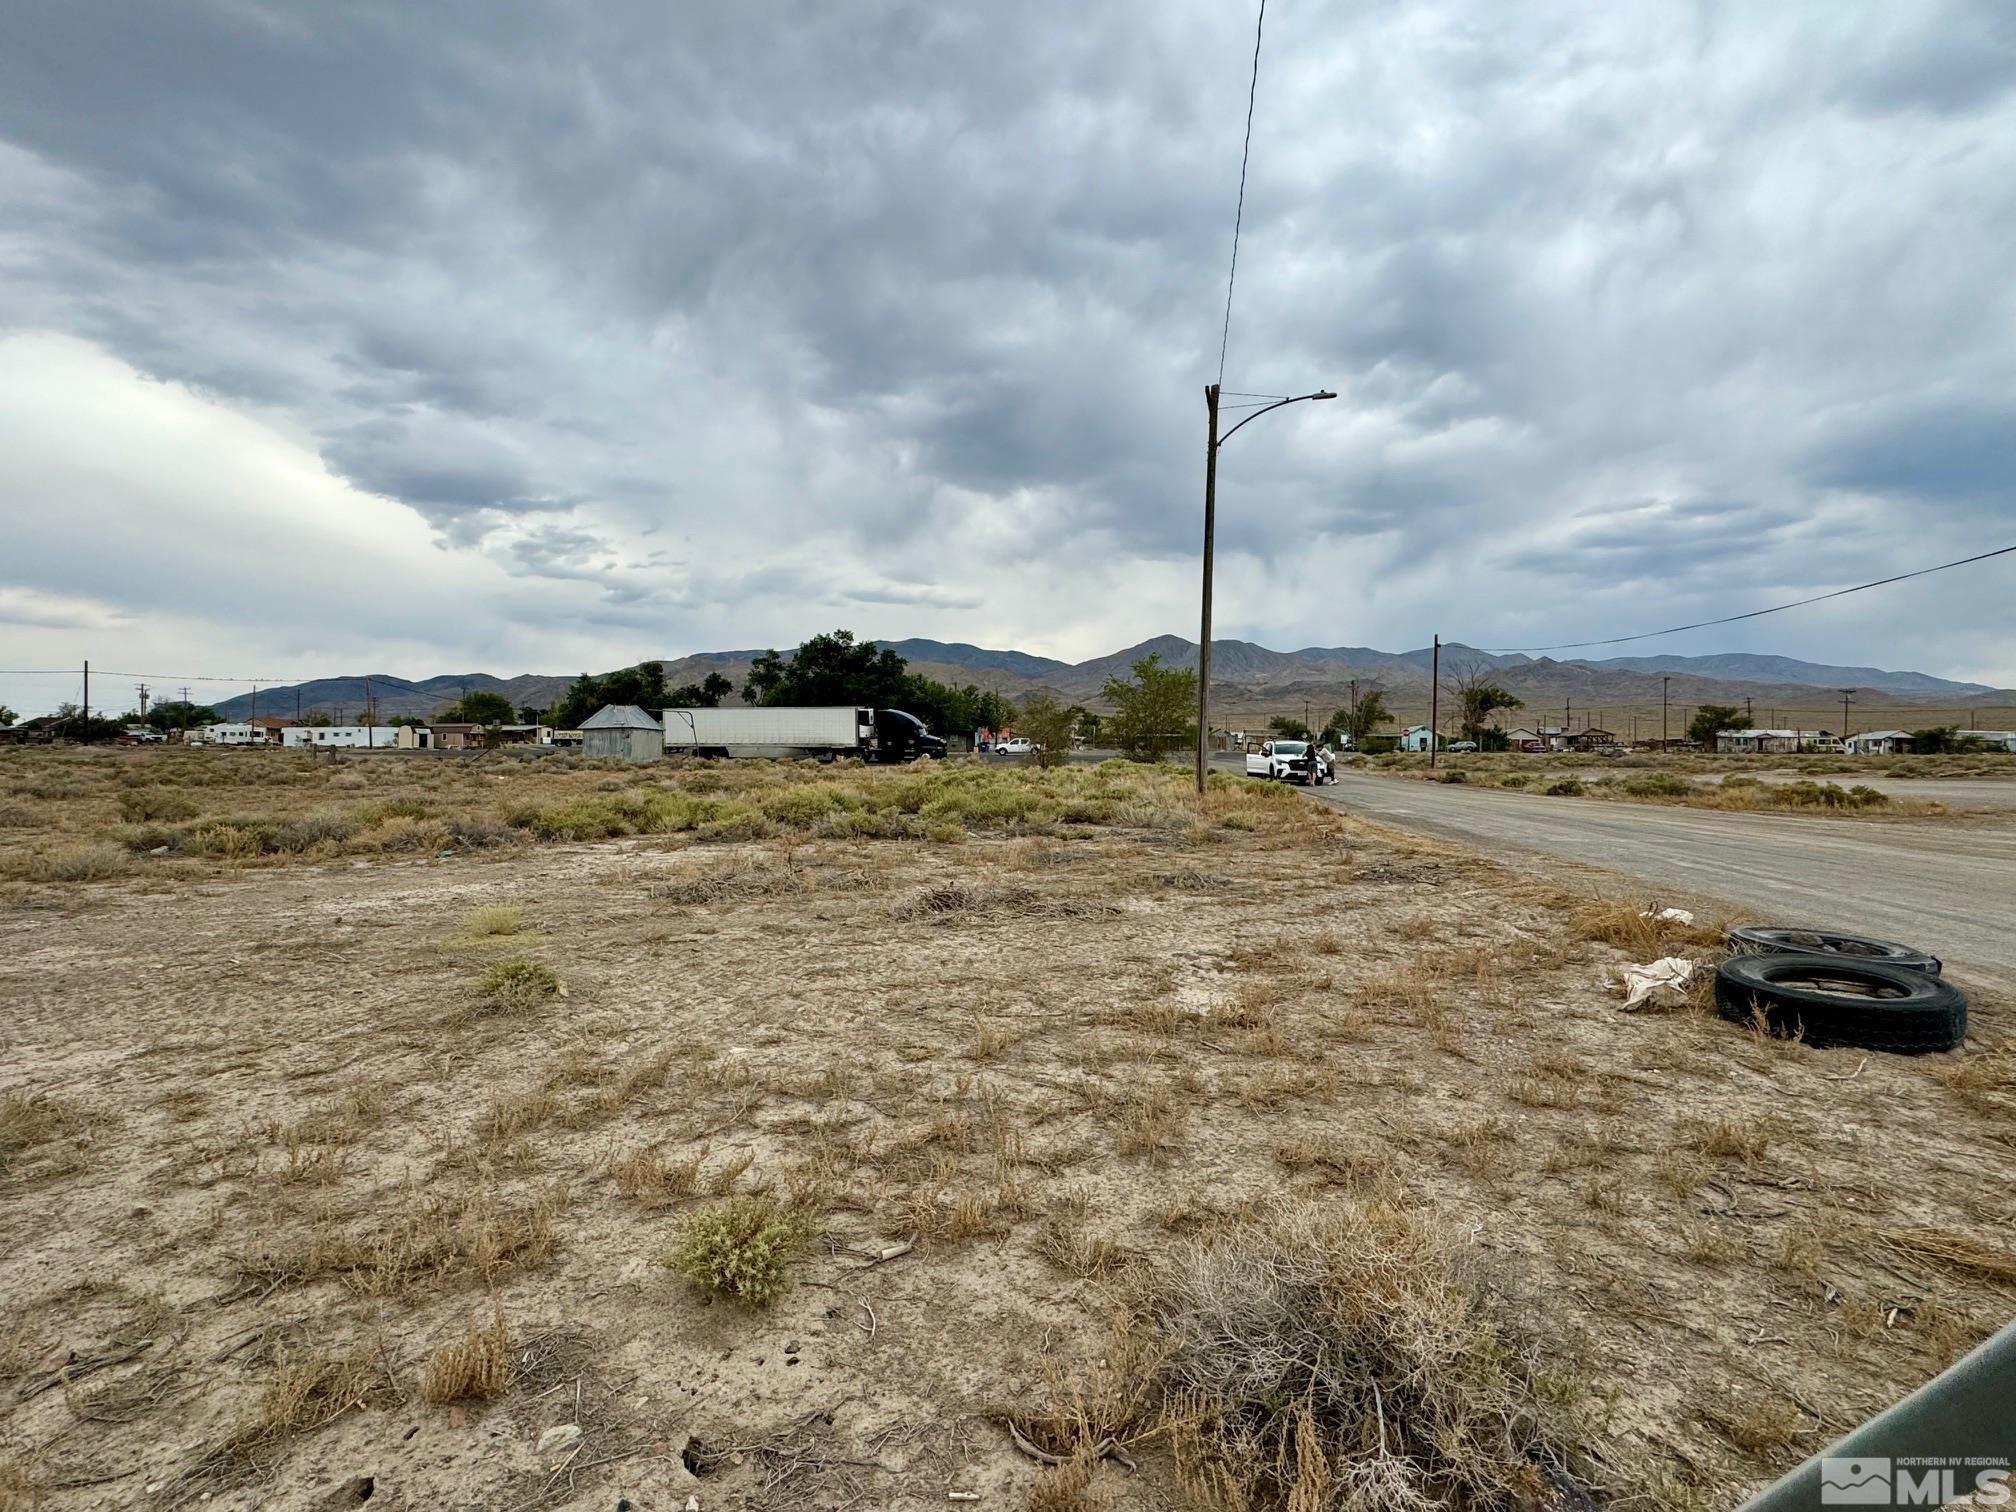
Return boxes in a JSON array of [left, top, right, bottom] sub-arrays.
[[2, 0, 2015, 693]]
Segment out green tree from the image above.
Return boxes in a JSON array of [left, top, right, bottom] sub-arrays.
[[1687, 705, 1750, 746], [48, 703, 124, 743], [438, 690, 515, 726], [1444, 661, 1524, 741], [1014, 694, 1076, 768], [743, 631, 909, 708], [1909, 726, 1958, 754], [0, 705, 15, 727], [145, 700, 219, 732], [1267, 715, 1312, 741], [666, 671, 736, 708], [387, 714, 426, 728], [1332, 690, 1391, 746], [1102, 652, 1197, 764]]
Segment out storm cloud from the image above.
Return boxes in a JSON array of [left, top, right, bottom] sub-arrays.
[[3, 0, 2015, 714]]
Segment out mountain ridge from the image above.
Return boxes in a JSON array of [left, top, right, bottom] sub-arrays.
[[207, 638, 2007, 722]]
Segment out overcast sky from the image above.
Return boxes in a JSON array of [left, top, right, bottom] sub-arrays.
[[4, 0, 2015, 716]]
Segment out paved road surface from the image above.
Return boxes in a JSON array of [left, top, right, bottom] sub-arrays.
[[1245, 762, 2016, 988]]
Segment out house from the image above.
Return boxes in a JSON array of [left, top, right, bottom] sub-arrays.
[[1718, 729, 1844, 755], [1966, 730, 2016, 753], [493, 725, 548, 746], [251, 716, 295, 744], [197, 723, 265, 746], [281, 725, 396, 749], [1566, 727, 1618, 752], [1505, 727, 1545, 753], [1843, 730, 1912, 756], [580, 704, 662, 763], [1398, 725, 1439, 753], [429, 723, 482, 750]]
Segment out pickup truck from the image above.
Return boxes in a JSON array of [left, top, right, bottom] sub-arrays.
[[1246, 739, 1334, 784]]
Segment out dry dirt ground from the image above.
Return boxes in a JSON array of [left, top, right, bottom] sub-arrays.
[[2, 754, 2014, 1511]]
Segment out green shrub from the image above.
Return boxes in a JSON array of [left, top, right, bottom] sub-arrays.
[[1721, 775, 1760, 789], [1847, 785, 1890, 808], [475, 958, 560, 1011], [1622, 773, 1692, 798], [118, 788, 200, 823], [1544, 778, 1585, 797], [1497, 774, 1530, 789], [667, 1197, 816, 1307], [1437, 770, 1469, 784]]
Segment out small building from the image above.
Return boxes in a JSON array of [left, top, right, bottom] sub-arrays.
[[281, 725, 395, 749], [549, 727, 584, 749], [251, 716, 296, 744], [1566, 727, 1618, 752], [1718, 728, 1844, 755], [429, 723, 481, 750], [493, 724, 548, 745], [580, 704, 662, 763], [395, 724, 432, 750], [1505, 727, 1545, 752], [1398, 725, 1439, 753], [1843, 729, 1913, 756], [198, 723, 265, 746], [1966, 730, 2016, 753]]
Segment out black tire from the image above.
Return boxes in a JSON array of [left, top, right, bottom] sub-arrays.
[[1714, 954, 1966, 1054], [1726, 924, 1941, 976]]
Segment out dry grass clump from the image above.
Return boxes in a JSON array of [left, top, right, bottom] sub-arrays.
[[464, 904, 525, 937], [420, 1310, 513, 1404], [235, 1190, 559, 1296], [237, 1340, 398, 1452], [666, 1196, 817, 1307], [1573, 901, 1723, 955], [0, 1089, 99, 1180], [472, 958, 560, 1013], [21, 843, 132, 882], [608, 1145, 705, 1208], [1147, 1198, 1587, 1511], [1884, 1227, 2016, 1283], [1034, 1215, 1136, 1281], [1937, 1037, 2016, 1114]]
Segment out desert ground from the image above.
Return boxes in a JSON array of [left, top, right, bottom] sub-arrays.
[[1, 748, 2012, 1511]]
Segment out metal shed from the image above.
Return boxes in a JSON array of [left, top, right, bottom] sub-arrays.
[[579, 704, 663, 763]]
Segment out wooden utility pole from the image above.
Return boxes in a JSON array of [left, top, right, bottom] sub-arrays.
[[81, 659, 89, 724], [1195, 383, 1221, 796], [1429, 634, 1440, 769], [1661, 676, 1670, 748], [1839, 688, 1855, 740]]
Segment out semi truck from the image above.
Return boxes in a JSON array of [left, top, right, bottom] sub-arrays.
[[660, 706, 946, 763]]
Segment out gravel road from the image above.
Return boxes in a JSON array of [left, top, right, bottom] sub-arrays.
[[1253, 762, 2016, 988]]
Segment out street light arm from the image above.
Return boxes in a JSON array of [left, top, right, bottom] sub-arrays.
[[1216, 389, 1335, 447]]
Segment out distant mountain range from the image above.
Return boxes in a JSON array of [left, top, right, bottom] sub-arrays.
[[210, 638, 2008, 724]]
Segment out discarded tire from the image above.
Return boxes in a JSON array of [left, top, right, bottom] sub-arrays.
[[1714, 954, 1966, 1054], [1725, 924, 1941, 977]]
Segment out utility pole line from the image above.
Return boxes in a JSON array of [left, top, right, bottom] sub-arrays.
[[1195, 383, 1221, 796], [82, 659, 89, 724], [1839, 688, 1855, 741], [1661, 676, 1670, 748], [1429, 634, 1441, 769], [136, 683, 149, 720]]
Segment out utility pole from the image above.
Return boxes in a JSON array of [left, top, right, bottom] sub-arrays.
[[179, 686, 190, 740], [82, 659, 89, 723], [1839, 688, 1855, 741], [1195, 383, 1221, 795], [1744, 695, 1753, 721], [136, 683, 149, 721], [1661, 676, 1670, 748], [1429, 634, 1441, 769]]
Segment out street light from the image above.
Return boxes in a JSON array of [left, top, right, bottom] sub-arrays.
[[1196, 382, 1337, 794]]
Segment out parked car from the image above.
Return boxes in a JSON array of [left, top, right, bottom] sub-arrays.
[[1245, 739, 1334, 784], [1447, 740, 1479, 753], [997, 737, 1039, 755]]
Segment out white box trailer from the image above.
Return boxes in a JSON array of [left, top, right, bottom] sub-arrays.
[[660, 706, 945, 763]]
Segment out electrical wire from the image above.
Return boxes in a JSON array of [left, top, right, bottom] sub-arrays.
[[1215, 0, 1266, 388], [1488, 543, 2016, 654]]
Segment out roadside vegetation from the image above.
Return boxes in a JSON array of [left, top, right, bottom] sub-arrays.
[[0, 746, 1312, 889], [1387, 762, 1951, 815]]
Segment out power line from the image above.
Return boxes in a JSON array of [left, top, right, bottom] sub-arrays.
[[1215, 0, 1267, 387], [1488, 543, 2016, 655], [0, 667, 291, 682]]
